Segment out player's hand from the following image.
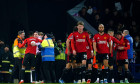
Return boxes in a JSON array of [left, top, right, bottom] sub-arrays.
[[59, 51, 61, 53], [118, 47, 124, 50], [67, 50, 71, 56], [91, 51, 94, 57], [73, 50, 76, 55], [18, 57, 21, 59]]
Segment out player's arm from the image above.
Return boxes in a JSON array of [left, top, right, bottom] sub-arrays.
[[113, 37, 122, 44], [66, 39, 70, 55], [18, 39, 27, 48], [93, 36, 97, 56], [108, 36, 112, 54], [86, 33, 93, 56], [123, 40, 130, 50], [71, 34, 76, 55]]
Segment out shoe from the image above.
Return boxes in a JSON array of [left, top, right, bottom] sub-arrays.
[[100, 80, 104, 84], [32, 81, 36, 83], [111, 80, 115, 83], [78, 80, 81, 83], [125, 79, 129, 83], [94, 80, 99, 83], [19, 80, 24, 84], [120, 80, 124, 83], [87, 79, 91, 83], [74, 80, 78, 84], [59, 79, 64, 84], [82, 79, 86, 83], [104, 79, 108, 83]]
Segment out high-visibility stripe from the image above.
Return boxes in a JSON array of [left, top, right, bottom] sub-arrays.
[[42, 55, 54, 57], [25, 70, 31, 73], [13, 51, 20, 54], [2, 61, 10, 63], [10, 64, 14, 67]]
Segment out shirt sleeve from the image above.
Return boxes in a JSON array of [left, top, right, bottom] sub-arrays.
[[18, 39, 27, 48], [93, 35, 96, 42], [113, 37, 121, 44], [124, 40, 130, 50], [71, 34, 75, 51]]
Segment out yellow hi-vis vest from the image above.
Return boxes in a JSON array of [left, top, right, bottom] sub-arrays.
[[13, 37, 26, 58], [55, 47, 65, 60]]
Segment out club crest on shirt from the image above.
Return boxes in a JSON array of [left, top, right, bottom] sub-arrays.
[[104, 37, 107, 39], [123, 43, 125, 45], [83, 35, 86, 38]]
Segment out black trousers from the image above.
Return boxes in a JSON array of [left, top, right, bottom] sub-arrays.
[[55, 60, 66, 82], [12, 58, 23, 80], [35, 52, 42, 81], [42, 61, 56, 83], [0, 73, 11, 83]]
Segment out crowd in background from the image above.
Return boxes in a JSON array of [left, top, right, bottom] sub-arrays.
[[78, 0, 140, 66]]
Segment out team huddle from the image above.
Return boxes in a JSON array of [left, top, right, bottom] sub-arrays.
[[11, 21, 132, 84], [59, 21, 132, 83]]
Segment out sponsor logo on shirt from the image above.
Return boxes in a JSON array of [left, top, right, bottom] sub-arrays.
[[83, 35, 86, 38], [97, 40, 106, 44], [76, 39, 85, 42], [104, 37, 107, 39]]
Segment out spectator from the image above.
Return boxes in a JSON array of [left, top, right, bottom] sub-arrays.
[[133, 36, 140, 64], [112, 10, 121, 25], [102, 8, 112, 25], [92, 14, 102, 29], [87, 6, 93, 15], [79, 7, 90, 22]]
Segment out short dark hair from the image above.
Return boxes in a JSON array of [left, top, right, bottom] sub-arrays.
[[108, 29, 114, 32], [18, 30, 25, 35], [116, 31, 122, 35], [28, 31, 34, 37]]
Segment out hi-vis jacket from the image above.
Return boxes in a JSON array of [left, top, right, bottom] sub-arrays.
[[13, 36, 26, 58], [40, 38, 55, 61]]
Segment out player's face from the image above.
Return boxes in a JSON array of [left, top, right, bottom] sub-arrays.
[[34, 33, 38, 38], [20, 33, 25, 39], [98, 25, 104, 33], [122, 31, 126, 37], [77, 25, 84, 31], [116, 34, 122, 40]]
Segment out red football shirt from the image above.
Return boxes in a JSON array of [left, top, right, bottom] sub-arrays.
[[110, 36, 121, 57], [65, 33, 73, 54], [114, 37, 130, 60], [93, 33, 111, 54], [71, 31, 92, 53], [19, 37, 42, 55]]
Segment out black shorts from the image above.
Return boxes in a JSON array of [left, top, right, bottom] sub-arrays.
[[96, 53, 109, 63], [23, 53, 36, 67], [67, 54, 76, 63], [75, 52, 87, 63], [109, 56, 114, 66], [117, 59, 129, 66], [87, 58, 93, 64]]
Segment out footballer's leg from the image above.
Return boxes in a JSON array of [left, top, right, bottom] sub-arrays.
[[87, 58, 93, 83], [124, 59, 130, 83]]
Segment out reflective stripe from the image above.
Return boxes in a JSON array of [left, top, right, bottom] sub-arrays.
[[42, 55, 54, 57], [13, 51, 20, 54], [2, 61, 10, 63], [10, 64, 14, 67], [25, 70, 31, 73]]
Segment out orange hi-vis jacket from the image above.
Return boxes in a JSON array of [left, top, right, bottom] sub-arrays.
[[13, 35, 26, 58]]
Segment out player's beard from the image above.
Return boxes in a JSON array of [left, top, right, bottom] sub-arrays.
[[99, 30, 104, 33]]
